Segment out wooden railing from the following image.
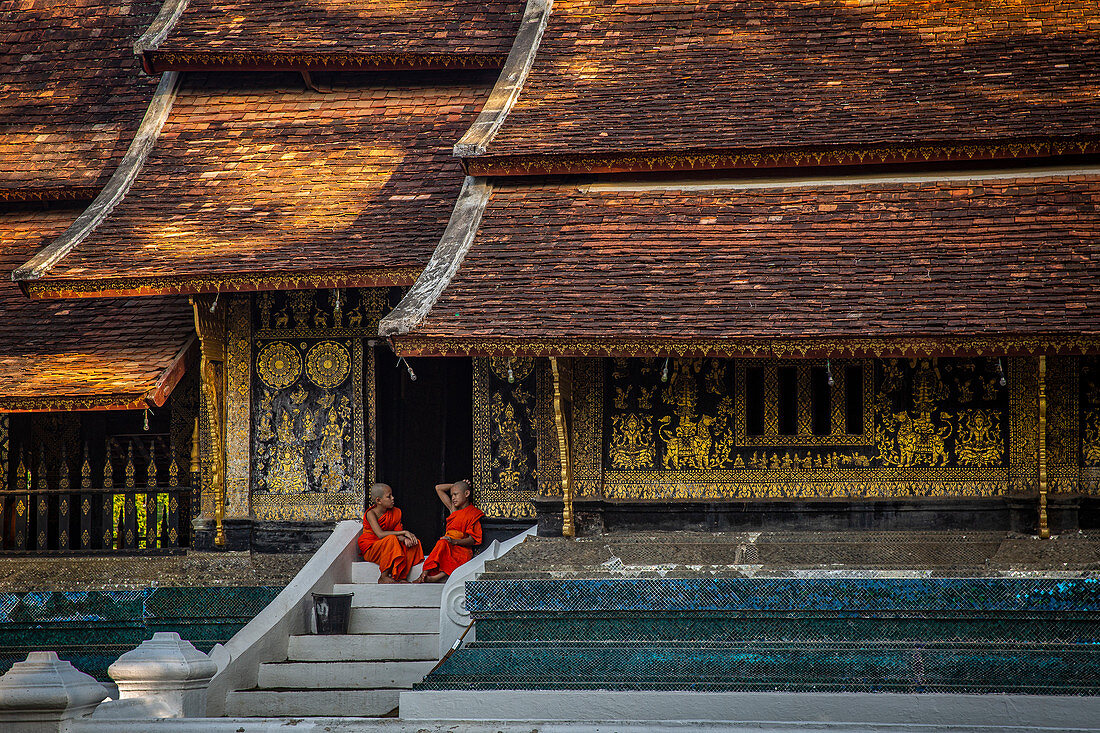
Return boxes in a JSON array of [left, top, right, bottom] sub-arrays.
[[1, 439, 191, 554]]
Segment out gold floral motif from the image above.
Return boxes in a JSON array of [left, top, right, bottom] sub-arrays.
[[610, 414, 655, 469], [1080, 410, 1100, 466], [489, 356, 534, 383], [956, 410, 1004, 467], [305, 341, 351, 389], [257, 341, 301, 389], [490, 394, 530, 491]]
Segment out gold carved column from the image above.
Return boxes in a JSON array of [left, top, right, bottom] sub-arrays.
[[191, 294, 227, 546]]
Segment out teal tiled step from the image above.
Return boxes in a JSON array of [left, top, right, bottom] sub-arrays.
[[475, 613, 1100, 645], [417, 640, 1100, 694]]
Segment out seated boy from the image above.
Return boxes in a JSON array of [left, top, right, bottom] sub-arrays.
[[358, 483, 424, 583], [416, 480, 484, 584]]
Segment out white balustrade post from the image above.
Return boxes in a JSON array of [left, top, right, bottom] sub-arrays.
[[0, 651, 108, 733], [107, 632, 217, 718]]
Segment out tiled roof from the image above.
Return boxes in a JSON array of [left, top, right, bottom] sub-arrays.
[[0, 206, 194, 410], [0, 0, 160, 198], [25, 71, 495, 297], [475, 0, 1100, 169], [146, 0, 525, 69], [406, 173, 1100, 349]]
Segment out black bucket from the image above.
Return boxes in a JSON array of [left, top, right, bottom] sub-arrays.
[[312, 592, 353, 635]]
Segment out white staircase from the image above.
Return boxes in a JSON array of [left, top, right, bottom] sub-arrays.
[[224, 561, 443, 717]]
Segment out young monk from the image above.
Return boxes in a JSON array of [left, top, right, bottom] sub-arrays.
[[417, 480, 484, 583], [359, 483, 424, 583]]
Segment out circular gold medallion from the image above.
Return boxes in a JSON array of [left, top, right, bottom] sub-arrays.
[[306, 341, 351, 389], [257, 341, 302, 389]]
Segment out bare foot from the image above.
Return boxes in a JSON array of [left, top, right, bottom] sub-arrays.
[[425, 572, 448, 583], [378, 572, 399, 584]]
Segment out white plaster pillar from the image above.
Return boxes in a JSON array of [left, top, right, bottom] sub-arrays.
[[107, 632, 217, 718], [0, 651, 108, 733]]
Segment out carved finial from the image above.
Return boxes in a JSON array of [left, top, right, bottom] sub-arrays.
[[81, 445, 91, 490], [37, 448, 48, 492], [15, 454, 27, 491], [59, 447, 70, 492], [103, 441, 114, 489], [146, 442, 157, 489], [125, 443, 136, 489]]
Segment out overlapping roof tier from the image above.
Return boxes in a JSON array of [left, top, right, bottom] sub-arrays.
[[465, 0, 1100, 174], [0, 207, 194, 411], [20, 71, 495, 298], [0, 0, 160, 199], [391, 171, 1100, 358], [141, 0, 526, 71]]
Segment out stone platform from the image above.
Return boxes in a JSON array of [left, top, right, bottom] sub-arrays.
[[0, 552, 309, 682], [412, 531, 1100, 699]]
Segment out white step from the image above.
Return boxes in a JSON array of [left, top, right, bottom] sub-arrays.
[[352, 560, 425, 583], [288, 633, 439, 661], [332, 582, 445, 607], [226, 688, 400, 717], [257, 660, 436, 689], [349, 606, 439, 634]]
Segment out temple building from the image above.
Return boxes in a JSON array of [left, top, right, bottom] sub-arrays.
[[2, 0, 1100, 705]]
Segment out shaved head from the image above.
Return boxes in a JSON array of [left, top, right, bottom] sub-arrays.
[[370, 483, 390, 504]]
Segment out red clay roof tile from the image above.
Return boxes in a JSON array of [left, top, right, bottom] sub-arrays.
[[410, 173, 1100, 343], [27, 72, 495, 296], [0, 206, 194, 408], [477, 0, 1100, 167], [149, 0, 525, 68], [0, 0, 160, 197]]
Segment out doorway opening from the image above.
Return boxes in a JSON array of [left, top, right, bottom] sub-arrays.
[[373, 348, 473, 548]]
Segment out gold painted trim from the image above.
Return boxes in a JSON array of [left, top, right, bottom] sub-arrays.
[[550, 357, 574, 537], [23, 268, 423, 300], [395, 335, 1100, 359], [225, 297, 252, 518], [467, 137, 1100, 176], [0, 394, 150, 412], [146, 50, 507, 72], [1039, 355, 1050, 538], [191, 294, 227, 546]]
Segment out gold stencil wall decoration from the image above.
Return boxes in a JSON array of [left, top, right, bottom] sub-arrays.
[[250, 334, 365, 521], [472, 357, 537, 519], [535, 359, 563, 499], [570, 358, 604, 499], [225, 296, 252, 517], [257, 341, 301, 390], [306, 341, 351, 389], [1046, 356, 1080, 493], [599, 357, 1015, 501], [1009, 356, 1039, 494]]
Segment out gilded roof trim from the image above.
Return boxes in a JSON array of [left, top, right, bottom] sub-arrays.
[[23, 266, 424, 299], [0, 393, 152, 413], [143, 50, 508, 72], [454, 0, 552, 158], [392, 335, 1100, 360], [380, 177, 493, 336], [464, 137, 1100, 176], [12, 72, 182, 287]]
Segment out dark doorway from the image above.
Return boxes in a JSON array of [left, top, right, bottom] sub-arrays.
[[374, 347, 473, 549]]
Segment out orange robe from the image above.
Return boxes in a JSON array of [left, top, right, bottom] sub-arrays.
[[359, 507, 424, 580], [423, 505, 484, 577]]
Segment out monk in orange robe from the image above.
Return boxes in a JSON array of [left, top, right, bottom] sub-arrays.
[[359, 483, 424, 583], [417, 480, 484, 583]]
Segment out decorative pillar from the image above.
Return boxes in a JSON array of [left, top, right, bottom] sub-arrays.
[[107, 632, 217, 718], [0, 651, 107, 732], [191, 295, 227, 546], [550, 357, 574, 537], [1038, 355, 1050, 538]]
